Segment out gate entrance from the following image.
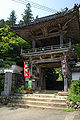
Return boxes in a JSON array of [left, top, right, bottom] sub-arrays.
[[45, 68, 64, 91]]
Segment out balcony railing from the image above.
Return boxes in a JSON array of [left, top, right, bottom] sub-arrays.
[[21, 42, 71, 56]]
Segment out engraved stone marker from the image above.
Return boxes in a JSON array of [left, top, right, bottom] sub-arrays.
[[1, 70, 13, 96]]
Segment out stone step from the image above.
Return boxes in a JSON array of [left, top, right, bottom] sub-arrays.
[[15, 94, 67, 99], [25, 104, 67, 110], [10, 97, 66, 103], [8, 94, 67, 109], [9, 99, 67, 108], [26, 100, 66, 108], [8, 102, 67, 110]]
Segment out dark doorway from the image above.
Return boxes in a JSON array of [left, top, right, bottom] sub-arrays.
[[45, 68, 64, 91]]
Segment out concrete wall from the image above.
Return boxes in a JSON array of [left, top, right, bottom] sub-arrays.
[[72, 72, 80, 80]]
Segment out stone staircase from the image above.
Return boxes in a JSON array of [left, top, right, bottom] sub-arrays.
[[8, 94, 68, 110]]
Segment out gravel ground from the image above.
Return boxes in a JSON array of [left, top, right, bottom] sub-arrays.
[[0, 106, 80, 120]]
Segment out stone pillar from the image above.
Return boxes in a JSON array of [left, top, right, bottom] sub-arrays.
[[1, 70, 13, 96]]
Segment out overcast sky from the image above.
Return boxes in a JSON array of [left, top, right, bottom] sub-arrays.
[[0, 0, 80, 23]]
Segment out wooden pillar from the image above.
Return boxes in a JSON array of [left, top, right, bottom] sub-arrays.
[[32, 40, 35, 51], [38, 68, 46, 90], [37, 67, 41, 90], [41, 68, 46, 90], [30, 62, 33, 76], [67, 59, 72, 89], [60, 32, 63, 48], [69, 38, 71, 49], [64, 56, 68, 92]]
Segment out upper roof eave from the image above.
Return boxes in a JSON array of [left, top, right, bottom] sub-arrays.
[[13, 6, 79, 29]]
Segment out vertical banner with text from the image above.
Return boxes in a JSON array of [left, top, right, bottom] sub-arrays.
[[61, 56, 67, 91], [61, 56, 67, 78], [24, 61, 29, 78]]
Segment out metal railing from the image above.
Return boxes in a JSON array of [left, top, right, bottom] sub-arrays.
[[21, 42, 71, 55]]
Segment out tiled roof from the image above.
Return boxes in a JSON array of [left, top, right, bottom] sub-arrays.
[[14, 6, 78, 28]]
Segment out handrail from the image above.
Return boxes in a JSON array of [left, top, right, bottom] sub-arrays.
[[21, 43, 71, 55]]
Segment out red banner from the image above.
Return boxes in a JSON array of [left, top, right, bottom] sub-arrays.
[[24, 61, 29, 78]]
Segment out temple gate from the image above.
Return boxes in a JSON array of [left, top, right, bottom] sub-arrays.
[[12, 5, 80, 91]]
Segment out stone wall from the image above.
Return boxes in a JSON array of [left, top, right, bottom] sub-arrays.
[[12, 73, 25, 90], [0, 73, 25, 93]]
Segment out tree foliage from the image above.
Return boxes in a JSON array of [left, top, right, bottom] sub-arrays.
[[0, 19, 6, 28], [0, 10, 17, 28], [67, 79, 80, 103], [8, 10, 17, 26], [0, 25, 30, 67], [73, 44, 80, 61], [21, 3, 33, 24]]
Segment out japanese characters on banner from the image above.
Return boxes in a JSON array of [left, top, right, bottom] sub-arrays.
[[24, 61, 29, 78], [61, 56, 67, 78]]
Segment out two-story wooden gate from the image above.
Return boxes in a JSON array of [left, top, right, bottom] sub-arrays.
[[12, 5, 80, 91]]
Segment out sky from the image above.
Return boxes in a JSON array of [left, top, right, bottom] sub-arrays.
[[0, 0, 80, 23]]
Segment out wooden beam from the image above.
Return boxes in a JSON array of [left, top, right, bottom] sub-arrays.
[[62, 16, 76, 30], [35, 30, 67, 41], [32, 57, 61, 64], [22, 49, 74, 58], [41, 26, 48, 37], [37, 62, 61, 68], [35, 32, 60, 40], [32, 40, 36, 51]]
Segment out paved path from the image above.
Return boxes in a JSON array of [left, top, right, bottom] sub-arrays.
[[0, 106, 80, 120]]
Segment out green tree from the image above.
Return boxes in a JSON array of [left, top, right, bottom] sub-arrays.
[[0, 19, 5, 28], [0, 25, 30, 67], [73, 44, 80, 61], [19, 20, 24, 25], [8, 10, 17, 26], [67, 79, 80, 103], [22, 3, 33, 24]]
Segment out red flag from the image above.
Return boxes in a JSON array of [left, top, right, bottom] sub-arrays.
[[24, 61, 29, 78]]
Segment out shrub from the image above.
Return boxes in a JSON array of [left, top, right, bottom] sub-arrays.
[[67, 79, 80, 103], [27, 87, 32, 91], [62, 108, 74, 112], [17, 85, 25, 91]]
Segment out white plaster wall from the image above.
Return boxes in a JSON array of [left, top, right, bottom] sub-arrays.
[[0, 65, 23, 74], [72, 72, 80, 80]]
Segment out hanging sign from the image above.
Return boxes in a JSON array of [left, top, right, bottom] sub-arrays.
[[24, 61, 29, 78], [61, 56, 67, 78]]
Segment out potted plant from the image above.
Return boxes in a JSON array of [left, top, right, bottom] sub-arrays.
[[26, 87, 33, 94], [17, 85, 27, 94]]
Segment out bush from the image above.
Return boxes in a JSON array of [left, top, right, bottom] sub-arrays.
[[27, 87, 32, 91], [67, 79, 80, 103], [62, 108, 74, 112], [17, 85, 25, 91]]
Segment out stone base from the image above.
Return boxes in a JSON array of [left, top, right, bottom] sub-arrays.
[[58, 92, 69, 96], [1, 91, 14, 96]]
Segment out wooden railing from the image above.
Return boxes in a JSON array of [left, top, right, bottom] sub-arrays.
[[21, 42, 71, 55]]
